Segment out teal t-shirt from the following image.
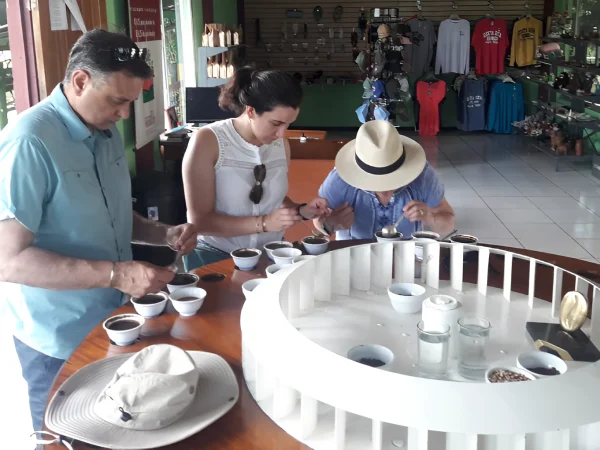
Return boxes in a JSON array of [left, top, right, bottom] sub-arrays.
[[0, 85, 133, 359]]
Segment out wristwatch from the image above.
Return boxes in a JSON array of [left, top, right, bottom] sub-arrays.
[[297, 203, 309, 220]]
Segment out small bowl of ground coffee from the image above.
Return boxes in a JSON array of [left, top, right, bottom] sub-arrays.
[[231, 248, 262, 271], [131, 292, 169, 318], [167, 273, 199, 293], [103, 314, 145, 346], [347, 344, 394, 371], [485, 366, 536, 383], [450, 234, 478, 245], [516, 351, 567, 378]]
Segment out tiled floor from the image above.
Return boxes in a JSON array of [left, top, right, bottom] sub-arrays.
[[3, 132, 600, 449], [419, 133, 600, 262]]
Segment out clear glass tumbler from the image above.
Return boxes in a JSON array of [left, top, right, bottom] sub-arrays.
[[417, 320, 450, 377], [458, 317, 491, 380]]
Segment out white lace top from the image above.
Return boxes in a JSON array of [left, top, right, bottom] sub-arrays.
[[195, 119, 289, 253]]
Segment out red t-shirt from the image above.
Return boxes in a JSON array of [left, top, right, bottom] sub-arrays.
[[472, 18, 509, 75], [416, 80, 446, 137]]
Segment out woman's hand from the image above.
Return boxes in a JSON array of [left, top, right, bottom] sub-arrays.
[[300, 197, 329, 220], [264, 207, 302, 232], [323, 202, 354, 232]]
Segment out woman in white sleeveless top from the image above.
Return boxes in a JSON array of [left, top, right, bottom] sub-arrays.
[[182, 68, 328, 270]]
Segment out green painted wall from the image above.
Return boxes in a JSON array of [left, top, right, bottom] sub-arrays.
[[192, 0, 204, 55], [214, 0, 237, 25]]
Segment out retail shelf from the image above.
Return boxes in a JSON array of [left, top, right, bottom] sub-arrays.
[[535, 59, 600, 75], [198, 45, 245, 59], [542, 36, 600, 47], [522, 76, 600, 113]]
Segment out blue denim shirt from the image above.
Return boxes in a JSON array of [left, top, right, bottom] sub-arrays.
[[0, 85, 133, 359], [318, 163, 445, 240]]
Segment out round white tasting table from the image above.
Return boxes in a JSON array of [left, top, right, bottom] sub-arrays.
[[241, 241, 600, 450]]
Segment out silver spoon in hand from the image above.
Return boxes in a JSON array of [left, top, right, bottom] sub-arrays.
[[381, 215, 405, 238]]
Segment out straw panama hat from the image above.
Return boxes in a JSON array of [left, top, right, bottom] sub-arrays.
[[335, 120, 426, 192], [45, 344, 239, 449]]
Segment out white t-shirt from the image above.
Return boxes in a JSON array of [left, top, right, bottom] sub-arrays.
[[435, 19, 471, 74]]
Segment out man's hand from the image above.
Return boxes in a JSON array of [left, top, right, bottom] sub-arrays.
[[403, 200, 430, 223], [324, 202, 354, 232], [166, 224, 197, 255], [300, 197, 330, 219], [111, 261, 175, 298]]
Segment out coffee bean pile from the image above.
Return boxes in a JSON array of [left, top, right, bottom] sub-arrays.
[[488, 369, 532, 383]]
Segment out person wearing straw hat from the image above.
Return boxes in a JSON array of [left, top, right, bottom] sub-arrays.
[[314, 120, 454, 239]]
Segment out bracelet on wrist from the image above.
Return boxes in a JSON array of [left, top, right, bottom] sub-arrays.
[[109, 262, 116, 288], [255, 216, 262, 234], [262, 215, 267, 233]]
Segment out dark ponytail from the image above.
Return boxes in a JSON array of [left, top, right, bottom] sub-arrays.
[[219, 67, 303, 115]]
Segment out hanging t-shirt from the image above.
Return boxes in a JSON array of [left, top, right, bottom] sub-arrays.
[[435, 18, 470, 74], [471, 18, 509, 74], [457, 78, 486, 131], [416, 80, 446, 136], [407, 18, 436, 77], [509, 17, 543, 67]]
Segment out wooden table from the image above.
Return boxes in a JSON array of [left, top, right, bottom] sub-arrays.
[[46, 241, 600, 449]]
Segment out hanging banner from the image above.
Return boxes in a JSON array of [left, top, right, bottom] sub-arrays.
[[129, 0, 165, 149]]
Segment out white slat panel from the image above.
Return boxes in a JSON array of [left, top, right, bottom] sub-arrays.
[[446, 432, 477, 450], [478, 246, 490, 296], [371, 243, 394, 291], [300, 393, 318, 439], [334, 408, 346, 450], [372, 419, 383, 450], [351, 246, 371, 292], [299, 263, 315, 313], [552, 267, 563, 318], [395, 240, 416, 284], [528, 259, 536, 309], [314, 252, 332, 302], [575, 276, 589, 297], [451, 244, 464, 292], [407, 428, 428, 450], [503, 253, 513, 301], [287, 277, 300, 319], [331, 248, 351, 296], [273, 379, 298, 419], [592, 287, 600, 346], [424, 242, 440, 290]]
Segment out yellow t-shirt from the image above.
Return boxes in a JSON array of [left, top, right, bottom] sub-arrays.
[[509, 17, 543, 67]]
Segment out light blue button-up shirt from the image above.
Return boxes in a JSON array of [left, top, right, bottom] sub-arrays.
[[0, 85, 133, 360], [318, 163, 445, 240]]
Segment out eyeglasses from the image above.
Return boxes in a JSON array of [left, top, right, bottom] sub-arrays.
[[114, 47, 148, 62], [249, 164, 266, 204]]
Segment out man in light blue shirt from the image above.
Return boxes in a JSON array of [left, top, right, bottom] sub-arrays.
[[0, 30, 197, 434], [314, 120, 455, 239]]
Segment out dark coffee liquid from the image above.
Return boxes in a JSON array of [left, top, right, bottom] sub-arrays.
[[376, 231, 400, 238], [134, 294, 165, 305], [107, 319, 140, 331], [232, 250, 259, 258], [413, 233, 436, 239], [176, 296, 199, 302], [453, 237, 476, 244], [265, 243, 289, 250], [304, 237, 328, 245], [527, 366, 560, 376], [170, 274, 197, 285], [358, 358, 385, 368]]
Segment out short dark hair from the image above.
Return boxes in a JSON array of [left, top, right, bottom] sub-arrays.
[[219, 67, 303, 115], [64, 29, 153, 83]]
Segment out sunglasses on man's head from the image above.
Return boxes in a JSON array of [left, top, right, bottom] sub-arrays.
[[250, 164, 266, 204], [114, 47, 148, 62]]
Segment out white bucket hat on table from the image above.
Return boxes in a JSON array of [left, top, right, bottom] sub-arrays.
[[335, 120, 426, 192], [45, 344, 239, 449]]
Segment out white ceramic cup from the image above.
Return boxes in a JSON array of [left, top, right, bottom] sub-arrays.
[[231, 248, 262, 271], [130, 292, 168, 318], [103, 314, 145, 346], [516, 351, 568, 378], [374, 231, 403, 242], [264, 241, 293, 261], [266, 264, 284, 278], [169, 287, 207, 316], [242, 278, 267, 300], [388, 283, 427, 314], [167, 273, 199, 293], [301, 236, 330, 255], [272, 248, 302, 265]]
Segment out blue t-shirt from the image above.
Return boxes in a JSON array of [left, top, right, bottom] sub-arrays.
[[318, 163, 445, 240], [0, 85, 133, 360]]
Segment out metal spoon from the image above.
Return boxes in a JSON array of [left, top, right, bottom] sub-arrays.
[[301, 220, 327, 238], [381, 215, 404, 238], [439, 229, 458, 242]]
